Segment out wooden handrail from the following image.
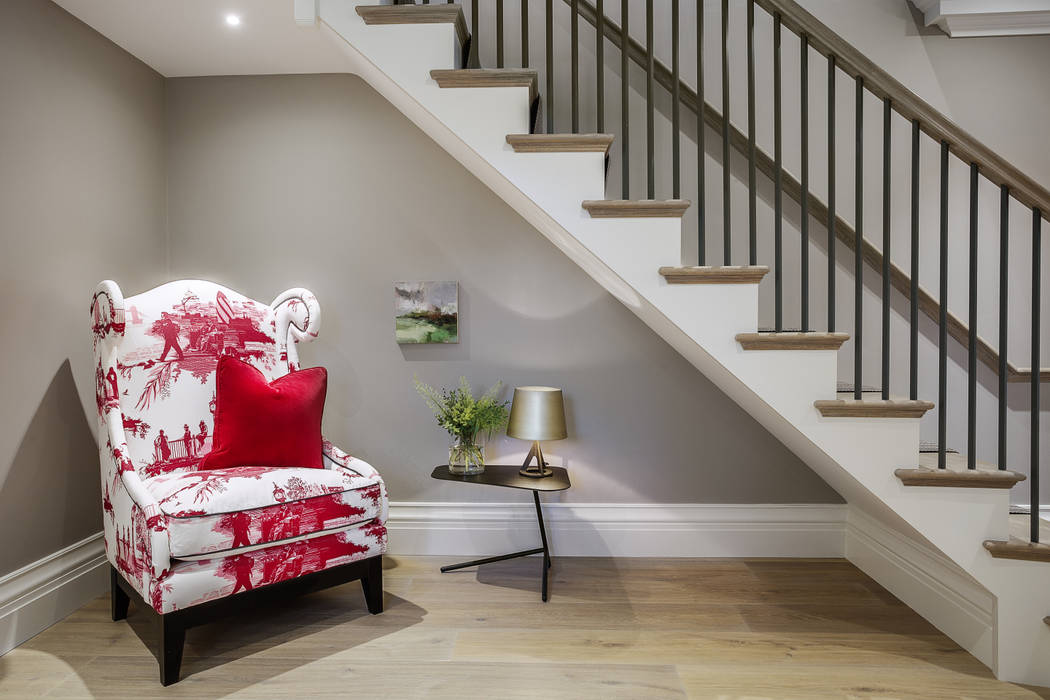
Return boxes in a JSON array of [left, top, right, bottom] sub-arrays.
[[754, 0, 1050, 223], [569, 0, 1048, 381]]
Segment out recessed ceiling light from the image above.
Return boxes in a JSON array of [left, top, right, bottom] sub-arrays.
[[225, 14, 241, 27]]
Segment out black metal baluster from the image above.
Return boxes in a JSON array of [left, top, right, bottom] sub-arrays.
[[939, 140, 949, 469], [697, 0, 706, 265], [545, 0, 553, 133], [596, 0, 604, 132], [621, 0, 629, 198], [572, 0, 579, 133], [672, 0, 681, 199], [999, 186, 1009, 470], [747, 0, 756, 265], [521, 0, 529, 67], [497, 0, 504, 68], [882, 98, 891, 400], [646, 0, 655, 199], [774, 13, 783, 330], [471, 0, 479, 68], [721, 0, 731, 264], [854, 77, 863, 401], [800, 35, 809, 331], [968, 163, 979, 469], [1033, 208, 1042, 542], [910, 120, 919, 400], [828, 56, 836, 332]]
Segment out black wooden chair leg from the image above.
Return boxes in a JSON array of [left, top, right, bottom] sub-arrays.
[[110, 568, 130, 622], [361, 556, 384, 614], [158, 615, 185, 687]]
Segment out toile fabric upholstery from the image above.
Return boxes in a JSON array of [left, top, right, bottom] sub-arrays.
[[91, 280, 387, 614]]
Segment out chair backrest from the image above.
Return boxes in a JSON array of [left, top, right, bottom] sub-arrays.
[[91, 279, 320, 480]]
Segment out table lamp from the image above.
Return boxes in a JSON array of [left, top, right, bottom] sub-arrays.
[[507, 386, 567, 478]]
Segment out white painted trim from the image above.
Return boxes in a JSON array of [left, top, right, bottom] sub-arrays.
[[293, 0, 319, 26], [845, 507, 996, 670], [0, 533, 108, 657], [910, 0, 1050, 36], [388, 502, 848, 557], [1010, 504, 1050, 518]]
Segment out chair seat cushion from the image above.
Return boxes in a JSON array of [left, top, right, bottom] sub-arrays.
[[152, 522, 388, 613], [144, 464, 383, 559]]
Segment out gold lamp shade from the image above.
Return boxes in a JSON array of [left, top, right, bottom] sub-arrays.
[[507, 387, 566, 478], [507, 386, 567, 441]]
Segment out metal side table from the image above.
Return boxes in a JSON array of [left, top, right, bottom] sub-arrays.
[[431, 465, 570, 601]]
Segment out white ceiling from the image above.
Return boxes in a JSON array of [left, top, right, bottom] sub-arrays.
[[53, 0, 352, 77]]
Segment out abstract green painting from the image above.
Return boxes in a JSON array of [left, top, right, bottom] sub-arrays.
[[395, 281, 459, 344]]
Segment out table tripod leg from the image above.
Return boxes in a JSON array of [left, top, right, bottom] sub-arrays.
[[439, 548, 545, 573], [533, 490, 551, 600]]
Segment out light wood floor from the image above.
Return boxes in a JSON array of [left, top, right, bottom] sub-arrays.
[[1, 556, 1047, 699]]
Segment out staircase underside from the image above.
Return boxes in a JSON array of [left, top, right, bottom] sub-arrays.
[[315, 2, 1050, 686]]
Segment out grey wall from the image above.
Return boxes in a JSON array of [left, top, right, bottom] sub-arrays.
[[164, 73, 840, 505], [468, 0, 1050, 501], [7, 0, 1043, 576], [0, 1, 167, 576]]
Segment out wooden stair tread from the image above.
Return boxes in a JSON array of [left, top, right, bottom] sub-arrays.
[[356, 5, 468, 44], [837, 384, 882, 394], [659, 266, 770, 284], [918, 450, 990, 471], [582, 200, 690, 218], [983, 537, 1050, 563], [814, 399, 935, 418], [895, 467, 1025, 489], [430, 69, 538, 103], [1009, 513, 1050, 543], [736, 332, 849, 351], [506, 133, 614, 153]]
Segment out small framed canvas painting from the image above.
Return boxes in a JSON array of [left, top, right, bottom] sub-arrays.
[[394, 281, 459, 344]]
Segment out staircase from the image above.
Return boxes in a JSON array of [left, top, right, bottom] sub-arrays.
[[309, 0, 1049, 685]]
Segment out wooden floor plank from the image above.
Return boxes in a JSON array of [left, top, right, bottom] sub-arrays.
[[0, 556, 1044, 698]]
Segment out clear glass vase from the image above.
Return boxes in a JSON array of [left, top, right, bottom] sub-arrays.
[[449, 434, 485, 475]]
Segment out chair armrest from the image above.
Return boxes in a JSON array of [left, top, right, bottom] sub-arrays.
[[271, 288, 320, 372], [322, 440, 388, 523], [102, 410, 171, 578], [322, 439, 380, 480]]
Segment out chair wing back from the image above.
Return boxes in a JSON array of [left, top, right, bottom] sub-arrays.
[[91, 279, 321, 480]]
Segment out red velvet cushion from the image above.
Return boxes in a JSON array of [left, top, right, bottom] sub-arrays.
[[200, 356, 327, 471]]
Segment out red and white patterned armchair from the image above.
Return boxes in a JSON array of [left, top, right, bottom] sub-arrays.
[[90, 279, 387, 685]]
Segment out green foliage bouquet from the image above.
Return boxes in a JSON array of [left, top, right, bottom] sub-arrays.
[[414, 377, 510, 443], [414, 377, 510, 474]]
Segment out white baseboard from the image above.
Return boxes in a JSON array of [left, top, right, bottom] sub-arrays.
[[387, 502, 848, 557], [0, 533, 108, 657], [845, 507, 995, 670]]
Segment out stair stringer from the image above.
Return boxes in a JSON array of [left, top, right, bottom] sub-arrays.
[[316, 3, 1050, 685]]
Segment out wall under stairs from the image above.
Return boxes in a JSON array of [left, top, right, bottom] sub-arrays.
[[314, 1, 1050, 685]]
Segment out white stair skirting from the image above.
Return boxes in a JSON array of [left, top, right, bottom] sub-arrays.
[[0, 533, 108, 657], [845, 507, 995, 667]]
